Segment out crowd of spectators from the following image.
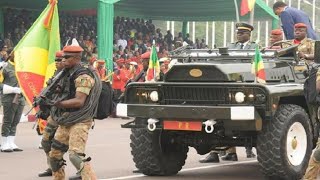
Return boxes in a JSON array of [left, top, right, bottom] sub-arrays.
[[0, 8, 208, 63]]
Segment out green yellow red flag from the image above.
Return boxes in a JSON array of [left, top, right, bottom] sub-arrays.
[[240, 0, 256, 16], [251, 46, 266, 84], [14, 0, 60, 106], [146, 45, 160, 81]]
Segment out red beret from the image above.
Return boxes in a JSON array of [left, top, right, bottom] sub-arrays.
[[63, 45, 84, 53], [294, 23, 307, 29], [141, 51, 150, 59], [55, 51, 63, 58], [271, 29, 282, 35]]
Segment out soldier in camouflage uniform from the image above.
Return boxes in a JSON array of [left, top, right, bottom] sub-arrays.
[[48, 42, 101, 180], [0, 51, 24, 152], [304, 73, 320, 179], [283, 23, 314, 62], [199, 23, 257, 163], [304, 55, 320, 180]]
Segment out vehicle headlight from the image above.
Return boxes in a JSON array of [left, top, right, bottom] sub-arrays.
[[234, 92, 245, 103], [149, 91, 159, 102]]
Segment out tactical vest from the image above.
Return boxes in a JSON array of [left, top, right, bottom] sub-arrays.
[[52, 65, 102, 126]]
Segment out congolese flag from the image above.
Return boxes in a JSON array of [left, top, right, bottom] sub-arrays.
[[14, 0, 60, 107], [146, 45, 160, 81], [240, 0, 256, 16], [251, 46, 266, 84]]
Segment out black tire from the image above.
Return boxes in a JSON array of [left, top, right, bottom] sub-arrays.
[[130, 120, 188, 176], [257, 104, 313, 179]]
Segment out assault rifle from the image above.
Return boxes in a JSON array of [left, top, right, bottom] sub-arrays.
[[25, 69, 68, 120]]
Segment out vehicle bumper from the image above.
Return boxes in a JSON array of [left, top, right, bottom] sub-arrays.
[[116, 103, 256, 120]]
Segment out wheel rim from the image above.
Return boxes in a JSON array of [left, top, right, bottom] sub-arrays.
[[286, 122, 307, 166]]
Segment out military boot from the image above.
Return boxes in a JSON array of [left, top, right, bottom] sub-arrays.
[[199, 152, 220, 163], [304, 157, 320, 180], [38, 168, 52, 177], [221, 153, 238, 161]]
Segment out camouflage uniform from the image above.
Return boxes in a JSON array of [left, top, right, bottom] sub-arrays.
[[41, 116, 58, 172], [283, 38, 315, 65], [304, 71, 320, 179], [49, 73, 97, 180], [304, 139, 320, 179], [294, 38, 315, 56]]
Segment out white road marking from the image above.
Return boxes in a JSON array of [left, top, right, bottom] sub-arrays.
[[101, 159, 257, 180]]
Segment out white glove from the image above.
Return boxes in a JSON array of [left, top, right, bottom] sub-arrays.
[[13, 87, 21, 94], [3, 84, 21, 94], [0, 61, 7, 70]]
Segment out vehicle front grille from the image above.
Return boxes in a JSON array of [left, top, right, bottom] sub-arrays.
[[162, 86, 228, 105]]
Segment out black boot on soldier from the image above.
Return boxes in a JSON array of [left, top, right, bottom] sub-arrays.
[[221, 153, 238, 161], [199, 152, 220, 163], [38, 168, 52, 177]]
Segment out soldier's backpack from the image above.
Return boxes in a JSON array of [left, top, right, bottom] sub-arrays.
[[95, 81, 113, 119], [70, 66, 112, 120], [304, 64, 320, 105]]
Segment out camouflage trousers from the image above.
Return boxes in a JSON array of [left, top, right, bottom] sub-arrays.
[[49, 119, 97, 180], [304, 139, 320, 180], [42, 116, 58, 170]]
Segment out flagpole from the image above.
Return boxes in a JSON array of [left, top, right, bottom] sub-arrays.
[[249, 3, 255, 25], [234, 0, 240, 22]]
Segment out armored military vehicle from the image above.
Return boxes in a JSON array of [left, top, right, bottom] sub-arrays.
[[118, 45, 319, 179]]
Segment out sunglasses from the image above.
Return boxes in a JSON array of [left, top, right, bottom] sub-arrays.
[[63, 55, 74, 59], [55, 58, 62, 62]]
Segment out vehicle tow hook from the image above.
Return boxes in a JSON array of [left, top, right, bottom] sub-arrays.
[[147, 118, 159, 131], [203, 119, 216, 133]]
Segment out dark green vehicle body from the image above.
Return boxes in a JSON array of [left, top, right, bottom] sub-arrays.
[[119, 47, 319, 179]]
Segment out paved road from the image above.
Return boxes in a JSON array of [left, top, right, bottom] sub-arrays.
[[0, 118, 267, 180]]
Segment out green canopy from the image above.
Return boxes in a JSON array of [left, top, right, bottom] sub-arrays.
[[0, 0, 278, 76], [115, 0, 278, 21], [0, 0, 277, 21]]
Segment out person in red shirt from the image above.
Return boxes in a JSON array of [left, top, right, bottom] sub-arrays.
[[112, 59, 124, 97]]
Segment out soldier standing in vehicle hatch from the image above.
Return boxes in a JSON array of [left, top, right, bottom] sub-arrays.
[[200, 22, 257, 163]]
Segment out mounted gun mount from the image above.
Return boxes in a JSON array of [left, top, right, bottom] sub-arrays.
[[119, 44, 317, 179]]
